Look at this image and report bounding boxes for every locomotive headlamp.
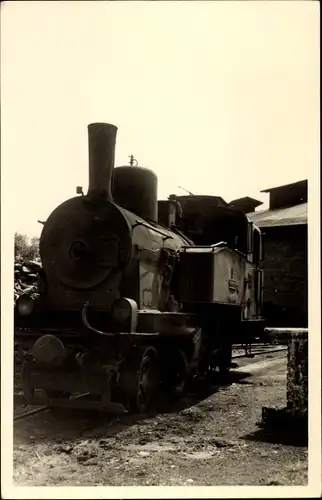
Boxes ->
[111,298,138,332]
[16,294,35,317]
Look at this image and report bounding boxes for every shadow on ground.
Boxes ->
[243,425,308,447]
[14,368,254,444]
[158,369,250,414]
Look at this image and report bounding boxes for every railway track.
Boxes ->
[13,392,92,423]
[231,343,287,359]
[14,343,287,424]
[14,405,49,423]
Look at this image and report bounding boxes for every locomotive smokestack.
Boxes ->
[87,122,117,199]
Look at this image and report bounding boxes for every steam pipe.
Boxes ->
[87,122,118,199]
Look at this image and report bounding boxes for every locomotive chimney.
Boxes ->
[87,122,117,199]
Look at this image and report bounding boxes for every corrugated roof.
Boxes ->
[247,202,307,228]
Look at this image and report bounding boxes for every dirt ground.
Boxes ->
[13,350,307,486]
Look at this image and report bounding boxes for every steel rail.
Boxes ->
[14,393,90,423]
[232,346,287,359]
[14,406,49,422]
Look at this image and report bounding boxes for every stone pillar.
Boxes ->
[261,327,308,440]
[286,329,308,417]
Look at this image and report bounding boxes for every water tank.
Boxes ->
[112,166,158,221]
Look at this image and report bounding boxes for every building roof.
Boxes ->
[230,196,263,207]
[229,196,263,213]
[261,179,307,194]
[176,195,229,207]
[247,202,307,228]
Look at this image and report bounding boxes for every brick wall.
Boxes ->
[262,225,308,327]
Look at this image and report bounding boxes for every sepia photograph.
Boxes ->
[1,0,320,498]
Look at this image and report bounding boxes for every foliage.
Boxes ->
[14,232,40,262]
[14,233,41,302]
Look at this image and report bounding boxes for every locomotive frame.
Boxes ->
[15,122,265,414]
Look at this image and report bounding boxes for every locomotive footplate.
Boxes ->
[19,361,126,413]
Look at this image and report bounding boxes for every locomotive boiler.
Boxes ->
[15,122,264,414]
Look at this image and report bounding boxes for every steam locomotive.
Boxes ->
[15,122,264,414]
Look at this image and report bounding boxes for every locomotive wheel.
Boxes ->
[199,341,232,382]
[218,342,232,375]
[206,343,232,380]
[130,346,160,413]
[167,348,189,396]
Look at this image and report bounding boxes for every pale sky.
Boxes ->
[1,0,320,238]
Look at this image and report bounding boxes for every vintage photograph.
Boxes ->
[1,0,320,496]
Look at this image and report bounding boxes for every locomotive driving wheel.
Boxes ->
[167,348,189,397]
[218,342,232,375]
[123,346,160,413]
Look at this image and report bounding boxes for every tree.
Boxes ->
[14,232,40,262]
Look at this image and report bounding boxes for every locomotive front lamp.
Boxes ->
[16,294,36,317]
[111,297,138,332]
